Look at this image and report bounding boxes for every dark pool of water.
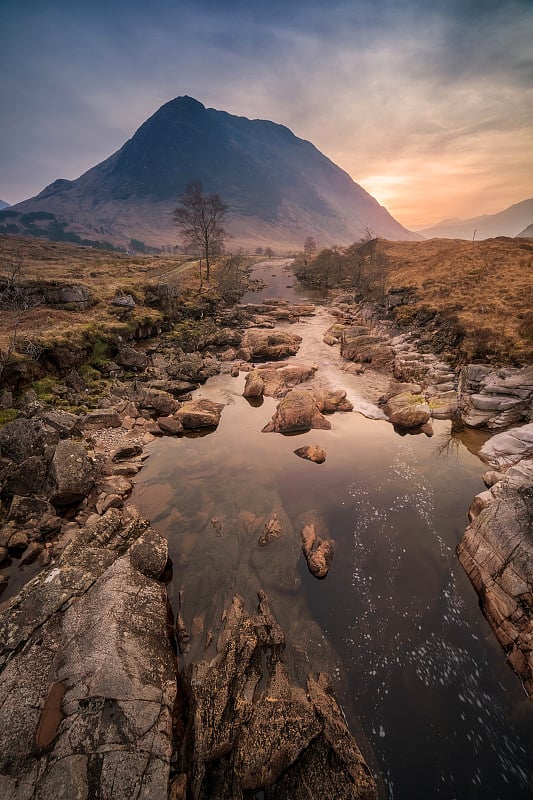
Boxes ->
[132,260,533,799]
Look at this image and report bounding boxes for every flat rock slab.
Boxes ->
[479,423,533,467]
[241,329,302,360]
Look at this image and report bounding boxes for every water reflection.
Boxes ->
[132,261,533,799]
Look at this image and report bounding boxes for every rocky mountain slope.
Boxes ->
[420,197,533,240]
[517,222,533,238]
[1,96,417,251]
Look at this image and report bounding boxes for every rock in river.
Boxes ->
[175,398,224,430]
[294,444,327,464]
[262,389,331,434]
[241,328,302,360]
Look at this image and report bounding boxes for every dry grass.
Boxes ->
[0,234,197,350]
[381,237,533,363]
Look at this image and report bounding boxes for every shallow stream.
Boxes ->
[133,260,533,799]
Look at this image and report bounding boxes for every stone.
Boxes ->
[157,415,185,435]
[243,371,265,398]
[112,294,136,309]
[313,388,353,413]
[175,399,224,430]
[294,445,326,464]
[101,476,132,497]
[49,440,95,507]
[81,409,123,429]
[0,514,176,799]
[178,592,377,799]
[257,513,283,547]
[7,495,54,524]
[300,519,335,579]
[479,423,533,468]
[136,388,179,417]
[115,344,149,370]
[383,392,431,429]
[96,493,123,515]
[262,390,331,434]
[7,529,29,554]
[41,409,80,437]
[19,541,44,566]
[457,475,533,698]
[240,328,302,360]
[0,456,50,502]
[0,418,59,464]
[112,443,143,461]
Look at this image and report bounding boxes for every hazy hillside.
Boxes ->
[420,198,533,240]
[517,222,533,238]
[0,200,10,211]
[1,96,418,251]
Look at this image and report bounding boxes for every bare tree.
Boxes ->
[173,180,228,283]
[303,236,317,264]
[0,259,42,382]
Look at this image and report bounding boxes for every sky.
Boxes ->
[1,0,532,229]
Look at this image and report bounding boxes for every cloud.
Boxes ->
[0,0,531,226]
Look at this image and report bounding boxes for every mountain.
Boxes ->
[0,96,417,250]
[420,198,533,241]
[0,200,10,210]
[516,222,533,238]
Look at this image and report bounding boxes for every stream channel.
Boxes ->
[132,259,533,799]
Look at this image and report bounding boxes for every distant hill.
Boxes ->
[0,96,418,251]
[420,198,533,240]
[517,222,533,238]
[0,200,10,211]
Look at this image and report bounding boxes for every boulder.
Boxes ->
[300,516,335,579]
[135,388,179,417]
[314,388,353,413]
[49,440,94,506]
[0,418,59,463]
[243,371,265,398]
[41,409,80,438]
[115,344,149,371]
[175,399,224,430]
[294,445,326,464]
[81,409,122,429]
[157,415,185,435]
[7,495,54,524]
[240,329,302,360]
[383,392,431,429]
[262,390,331,434]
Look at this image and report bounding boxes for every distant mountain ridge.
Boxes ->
[1,96,417,250]
[0,200,10,211]
[517,222,533,238]
[420,198,533,240]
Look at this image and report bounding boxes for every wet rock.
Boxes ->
[241,328,302,360]
[294,445,326,464]
[0,514,176,799]
[49,440,95,507]
[262,390,331,434]
[19,541,43,566]
[245,362,317,400]
[300,516,335,579]
[7,528,29,554]
[257,513,283,546]
[314,388,353,413]
[179,592,377,799]
[457,464,533,698]
[176,399,224,430]
[243,371,265,398]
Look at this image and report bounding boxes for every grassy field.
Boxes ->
[0,234,198,353]
[381,237,533,364]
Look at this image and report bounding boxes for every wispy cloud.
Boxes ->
[1,0,531,226]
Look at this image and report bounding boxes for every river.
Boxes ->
[132,259,533,799]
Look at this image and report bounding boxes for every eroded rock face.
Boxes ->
[479,423,533,468]
[457,462,533,698]
[241,329,302,361]
[178,592,377,800]
[262,390,331,434]
[0,514,176,800]
[458,364,533,429]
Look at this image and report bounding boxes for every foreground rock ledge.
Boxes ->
[176,592,378,800]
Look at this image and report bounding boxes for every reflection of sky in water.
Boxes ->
[133,261,533,800]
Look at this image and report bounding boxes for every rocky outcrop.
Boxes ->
[262,389,331,434]
[341,328,393,369]
[479,423,533,468]
[177,592,377,800]
[243,361,318,399]
[0,512,176,799]
[458,364,533,429]
[240,329,302,361]
[313,388,353,413]
[49,439,95,507]
[457,460,533,698]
